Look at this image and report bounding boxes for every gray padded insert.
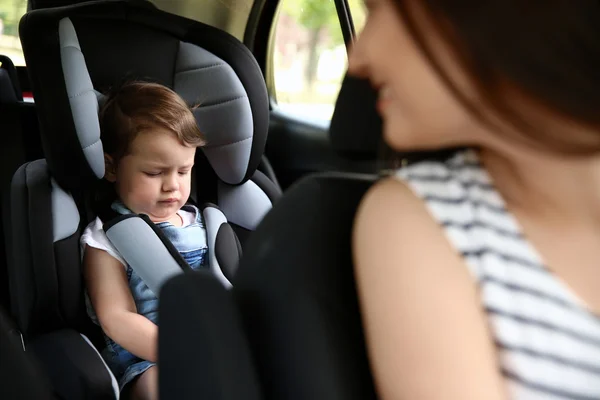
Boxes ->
[105,217,184,296]
[59,18,104,179]
[218,180,272,231]
[174,42,254,185]
[51,178,80,242]
[203,206,233,289]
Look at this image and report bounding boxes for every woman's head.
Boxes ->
[349,0,600,156]
[98,81,205,222]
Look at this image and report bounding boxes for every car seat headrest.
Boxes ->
[0,69,18,103]
[0,55,22,103]
[20,0,269,190]
[329,75,382,161]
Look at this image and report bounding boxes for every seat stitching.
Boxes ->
[204,136,251,149]
[197,96,247,108]
[61,44,81,51]
[81,138,101,150]
[176,64,226,74]
[68,87,95,99]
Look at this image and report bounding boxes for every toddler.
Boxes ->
[81,81,207,399]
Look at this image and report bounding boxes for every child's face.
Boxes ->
[106,128,196,223]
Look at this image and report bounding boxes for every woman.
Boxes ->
[351,0,600,398]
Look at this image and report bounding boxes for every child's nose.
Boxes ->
[162,174,179,192]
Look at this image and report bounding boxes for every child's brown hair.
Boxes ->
[99,80,206,163]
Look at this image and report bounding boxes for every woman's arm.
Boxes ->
[353,178,507,399]
[83,246,158,362]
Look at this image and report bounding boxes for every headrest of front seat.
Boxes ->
[19,0,269,191]
[0,55,21,103]
[329,75,382,161]
[0,69,17,104]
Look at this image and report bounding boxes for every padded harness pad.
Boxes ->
[103,205,236,294]
[104,215,188,297]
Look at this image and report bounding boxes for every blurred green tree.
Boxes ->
[281,0,364,90]
[0,0,27,37]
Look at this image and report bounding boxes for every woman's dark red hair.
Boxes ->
[393,0,600,154]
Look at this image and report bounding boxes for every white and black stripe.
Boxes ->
[395,150,600,399]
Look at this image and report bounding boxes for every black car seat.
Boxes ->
[159,271,263,400]
[5,0,278,398]
[0,55,42,311]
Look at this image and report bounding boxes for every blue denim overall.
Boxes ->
[100,201,208,391]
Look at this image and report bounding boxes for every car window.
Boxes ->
[0,0,27,66]
[271,0,365,124]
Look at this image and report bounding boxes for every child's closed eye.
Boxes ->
[143,171,161,177]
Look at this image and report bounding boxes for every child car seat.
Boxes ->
[5,0,277,397]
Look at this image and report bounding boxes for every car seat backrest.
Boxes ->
[8,160,86,336]
[159,271,263,400]
[21,0,274,221]
[234,173,378,400]
[10,0,275,335]
[0,57,25,310]
[0,55,42,312]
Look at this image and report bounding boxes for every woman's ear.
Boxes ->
[104,154,117,183]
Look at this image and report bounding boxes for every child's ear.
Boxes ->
[104,154,117,183]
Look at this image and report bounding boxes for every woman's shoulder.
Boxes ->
[355,177,439,249]
[356,149,502,281]
[353,174,478,285]
[353,175,507,400]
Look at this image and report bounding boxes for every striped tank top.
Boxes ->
[394,149,600,399]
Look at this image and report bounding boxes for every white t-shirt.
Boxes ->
[80,209,197,269]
